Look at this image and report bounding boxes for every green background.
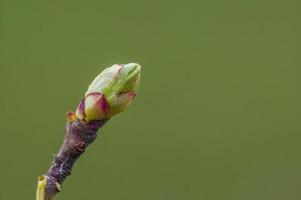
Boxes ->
[0,0,300,199]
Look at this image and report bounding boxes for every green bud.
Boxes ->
[75,63,141,121]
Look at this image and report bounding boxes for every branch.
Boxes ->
[36,63,141,200]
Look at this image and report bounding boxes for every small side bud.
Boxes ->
[75,63,141,121]
[66,111,77,123]
[36,175,47,200]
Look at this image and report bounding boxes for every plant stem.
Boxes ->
[36,118,108,200]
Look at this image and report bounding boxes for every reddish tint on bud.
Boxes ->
[75,63,141,121]
[75,93,109,121]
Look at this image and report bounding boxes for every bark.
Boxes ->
[43,119,108,200]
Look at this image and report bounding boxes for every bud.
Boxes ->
[75,63,141,121]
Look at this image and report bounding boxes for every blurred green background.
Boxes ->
[0,0,300,199]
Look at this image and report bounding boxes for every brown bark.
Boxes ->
[44,119,108,200]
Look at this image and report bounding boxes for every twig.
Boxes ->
[36,63,141,200]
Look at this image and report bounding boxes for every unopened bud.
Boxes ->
[75,63,141,121]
